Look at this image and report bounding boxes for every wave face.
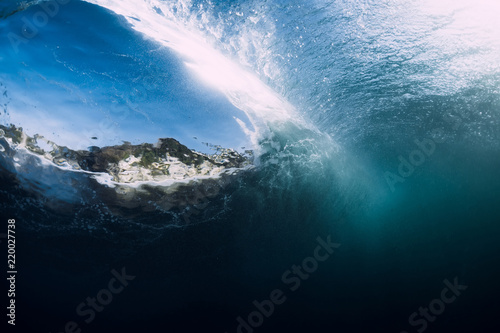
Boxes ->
[1,1,500,332]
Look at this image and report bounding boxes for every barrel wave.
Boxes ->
[1,1,499,332]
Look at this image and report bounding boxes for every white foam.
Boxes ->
[2,135,252,191]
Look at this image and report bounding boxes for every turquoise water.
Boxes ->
[1,0,500,332]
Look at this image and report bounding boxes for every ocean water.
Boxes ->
[1,0,500,332]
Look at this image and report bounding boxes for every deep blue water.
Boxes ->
[1,0,500,332]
